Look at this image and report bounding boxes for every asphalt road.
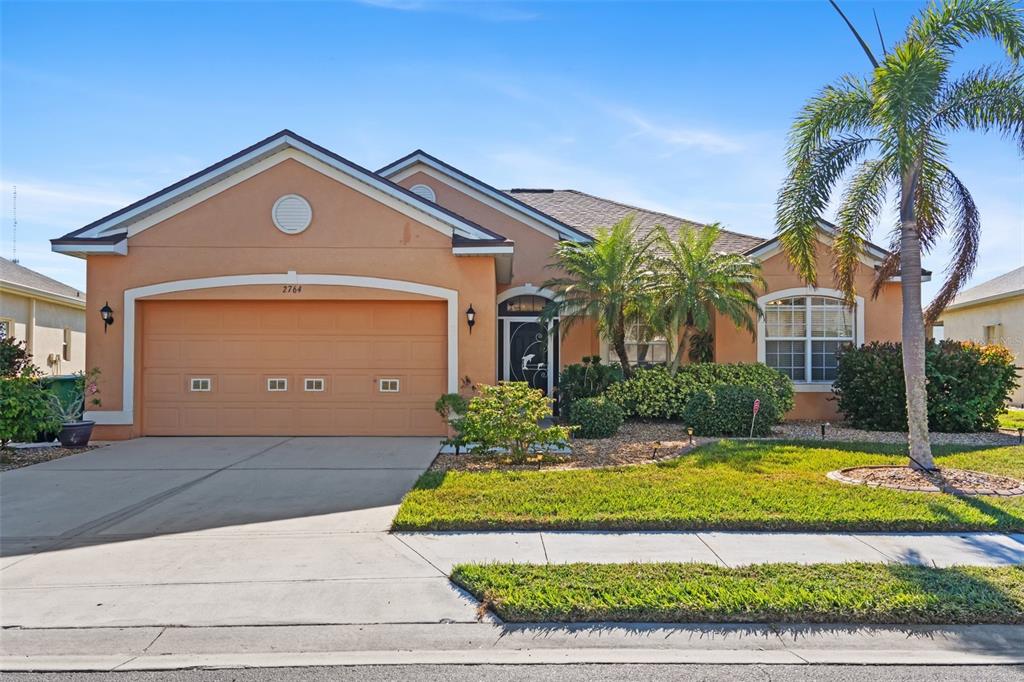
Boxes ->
[6,666,1024,681]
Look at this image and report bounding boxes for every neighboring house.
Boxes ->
[51,130,904,439]
[939,266,1024,406]
[0,256,86,374]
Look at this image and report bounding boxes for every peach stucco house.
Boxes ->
[51,130,904,439]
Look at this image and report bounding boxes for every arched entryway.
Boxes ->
[496,289,559,397]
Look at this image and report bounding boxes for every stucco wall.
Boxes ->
[84,157,497,438]
[941,296,1024,406]
[0,290,85,375]
[715,240,903,421]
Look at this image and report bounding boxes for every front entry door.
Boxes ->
[502,318,553,395]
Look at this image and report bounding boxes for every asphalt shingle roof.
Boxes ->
[505,189,766,253]
[0,257,85,301]
[948,266,1024,308]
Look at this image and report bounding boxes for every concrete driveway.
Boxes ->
[0,437,479,628]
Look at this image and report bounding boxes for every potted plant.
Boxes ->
[49,368,102,447]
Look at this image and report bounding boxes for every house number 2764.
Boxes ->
[282,285,303,294]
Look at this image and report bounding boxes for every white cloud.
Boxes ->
[0,180,131,229]
[609,107,746,155]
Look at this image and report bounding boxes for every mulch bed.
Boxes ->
[828,465,1024,496]
[0,445,97,471]
[429,421,708,473]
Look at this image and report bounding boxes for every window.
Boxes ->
[983,324,1002,344]
[764,296,855,382]
[498,295,548,315]
[267,378,288,392]
[603,320,669,365]
[0,318,12,339]
[379,378,400,393]
[304,377,325,392]
[190,377,212,392]
[62,327,71,361]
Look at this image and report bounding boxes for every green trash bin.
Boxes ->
[36,375,79,443]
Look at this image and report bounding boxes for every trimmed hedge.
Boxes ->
[569,396,624,439]
[604,363,794,425]
[834,341,1020,432]
[681,385,779,437]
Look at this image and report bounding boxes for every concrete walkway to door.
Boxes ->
[0,437,480,629]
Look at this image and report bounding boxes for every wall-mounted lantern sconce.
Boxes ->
[100,302,115,333]
[466,304,476,334]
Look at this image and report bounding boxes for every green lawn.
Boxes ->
[393,441,1024,532]
[452,562,1024,624]
[999,410,1024,431]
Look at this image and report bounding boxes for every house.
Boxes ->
[1,256,86,374]
[939,266,1024,406]
[51,130,903,439]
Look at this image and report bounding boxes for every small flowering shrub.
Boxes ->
[458,382,571,461]
[834,341,1020,432]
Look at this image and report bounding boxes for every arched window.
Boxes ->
[763,295,856,382]
[499,295,549,316]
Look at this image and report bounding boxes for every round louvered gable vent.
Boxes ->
[272,194,313,234]
[409,183,436,203]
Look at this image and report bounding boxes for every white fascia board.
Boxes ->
[71,137,495,243]
[0,282,87,309]
[51,240,128,259]
[452,245,514,255]
[944,289,1024,312]
[384,156,589,243]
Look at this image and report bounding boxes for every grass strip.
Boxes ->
[394,441,1024,532]
[452,562,1024,624]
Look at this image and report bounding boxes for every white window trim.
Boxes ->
[757,287,864,393]
[86,272,459,425]
[304,377,325,392]
[379,378,401,393]
[190,377,212,392]
[267,378,288,392]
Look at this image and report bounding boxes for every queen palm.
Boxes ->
[776,0,1024,469]
[651,224,765,374]
[542,216,655,379]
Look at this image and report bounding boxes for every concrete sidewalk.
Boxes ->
[3,623,1023,671]
[394,531,1024,571]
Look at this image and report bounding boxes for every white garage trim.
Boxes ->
[85,273,459,425]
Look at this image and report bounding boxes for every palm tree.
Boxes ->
[776,0,1024,470]
[650,224,765,374]
[542,216,655,379]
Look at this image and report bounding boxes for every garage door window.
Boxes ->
[190,377,212,392]
[267,378,288,392]
[379,378,400,393]
[304,378,325,392]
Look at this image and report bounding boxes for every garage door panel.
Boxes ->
[142,300,446,436]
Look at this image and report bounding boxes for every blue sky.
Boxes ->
[2,0,1021,298]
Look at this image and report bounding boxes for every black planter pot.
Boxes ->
[57,420,95,448]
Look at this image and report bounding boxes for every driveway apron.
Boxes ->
[0,437,479,628]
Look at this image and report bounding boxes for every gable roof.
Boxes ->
[0,257,86,307]
[377,150,594,243]
[52,130,509,257]
[945,266,1024,311]
[507,189,766,254]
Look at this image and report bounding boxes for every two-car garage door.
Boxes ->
[140,300,447,436]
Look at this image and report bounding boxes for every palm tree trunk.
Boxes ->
[612,316,632,379]
[899,170,935,470]
[669,326,690,376]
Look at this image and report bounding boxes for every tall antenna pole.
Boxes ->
[11,185,17,264]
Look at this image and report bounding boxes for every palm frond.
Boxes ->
[924,168,980,323]
[908,0,1024,61]
[933,66,1024,152]
[833,157,895,301]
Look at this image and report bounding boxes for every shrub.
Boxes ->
[605,363,794,422]
[569,396,624,439]
[1,377,62,447]
[834,340,1020,432]
[0,337,35,378]
[681,384,779,437]
[458,382,572,460]
[556,355,622,414]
